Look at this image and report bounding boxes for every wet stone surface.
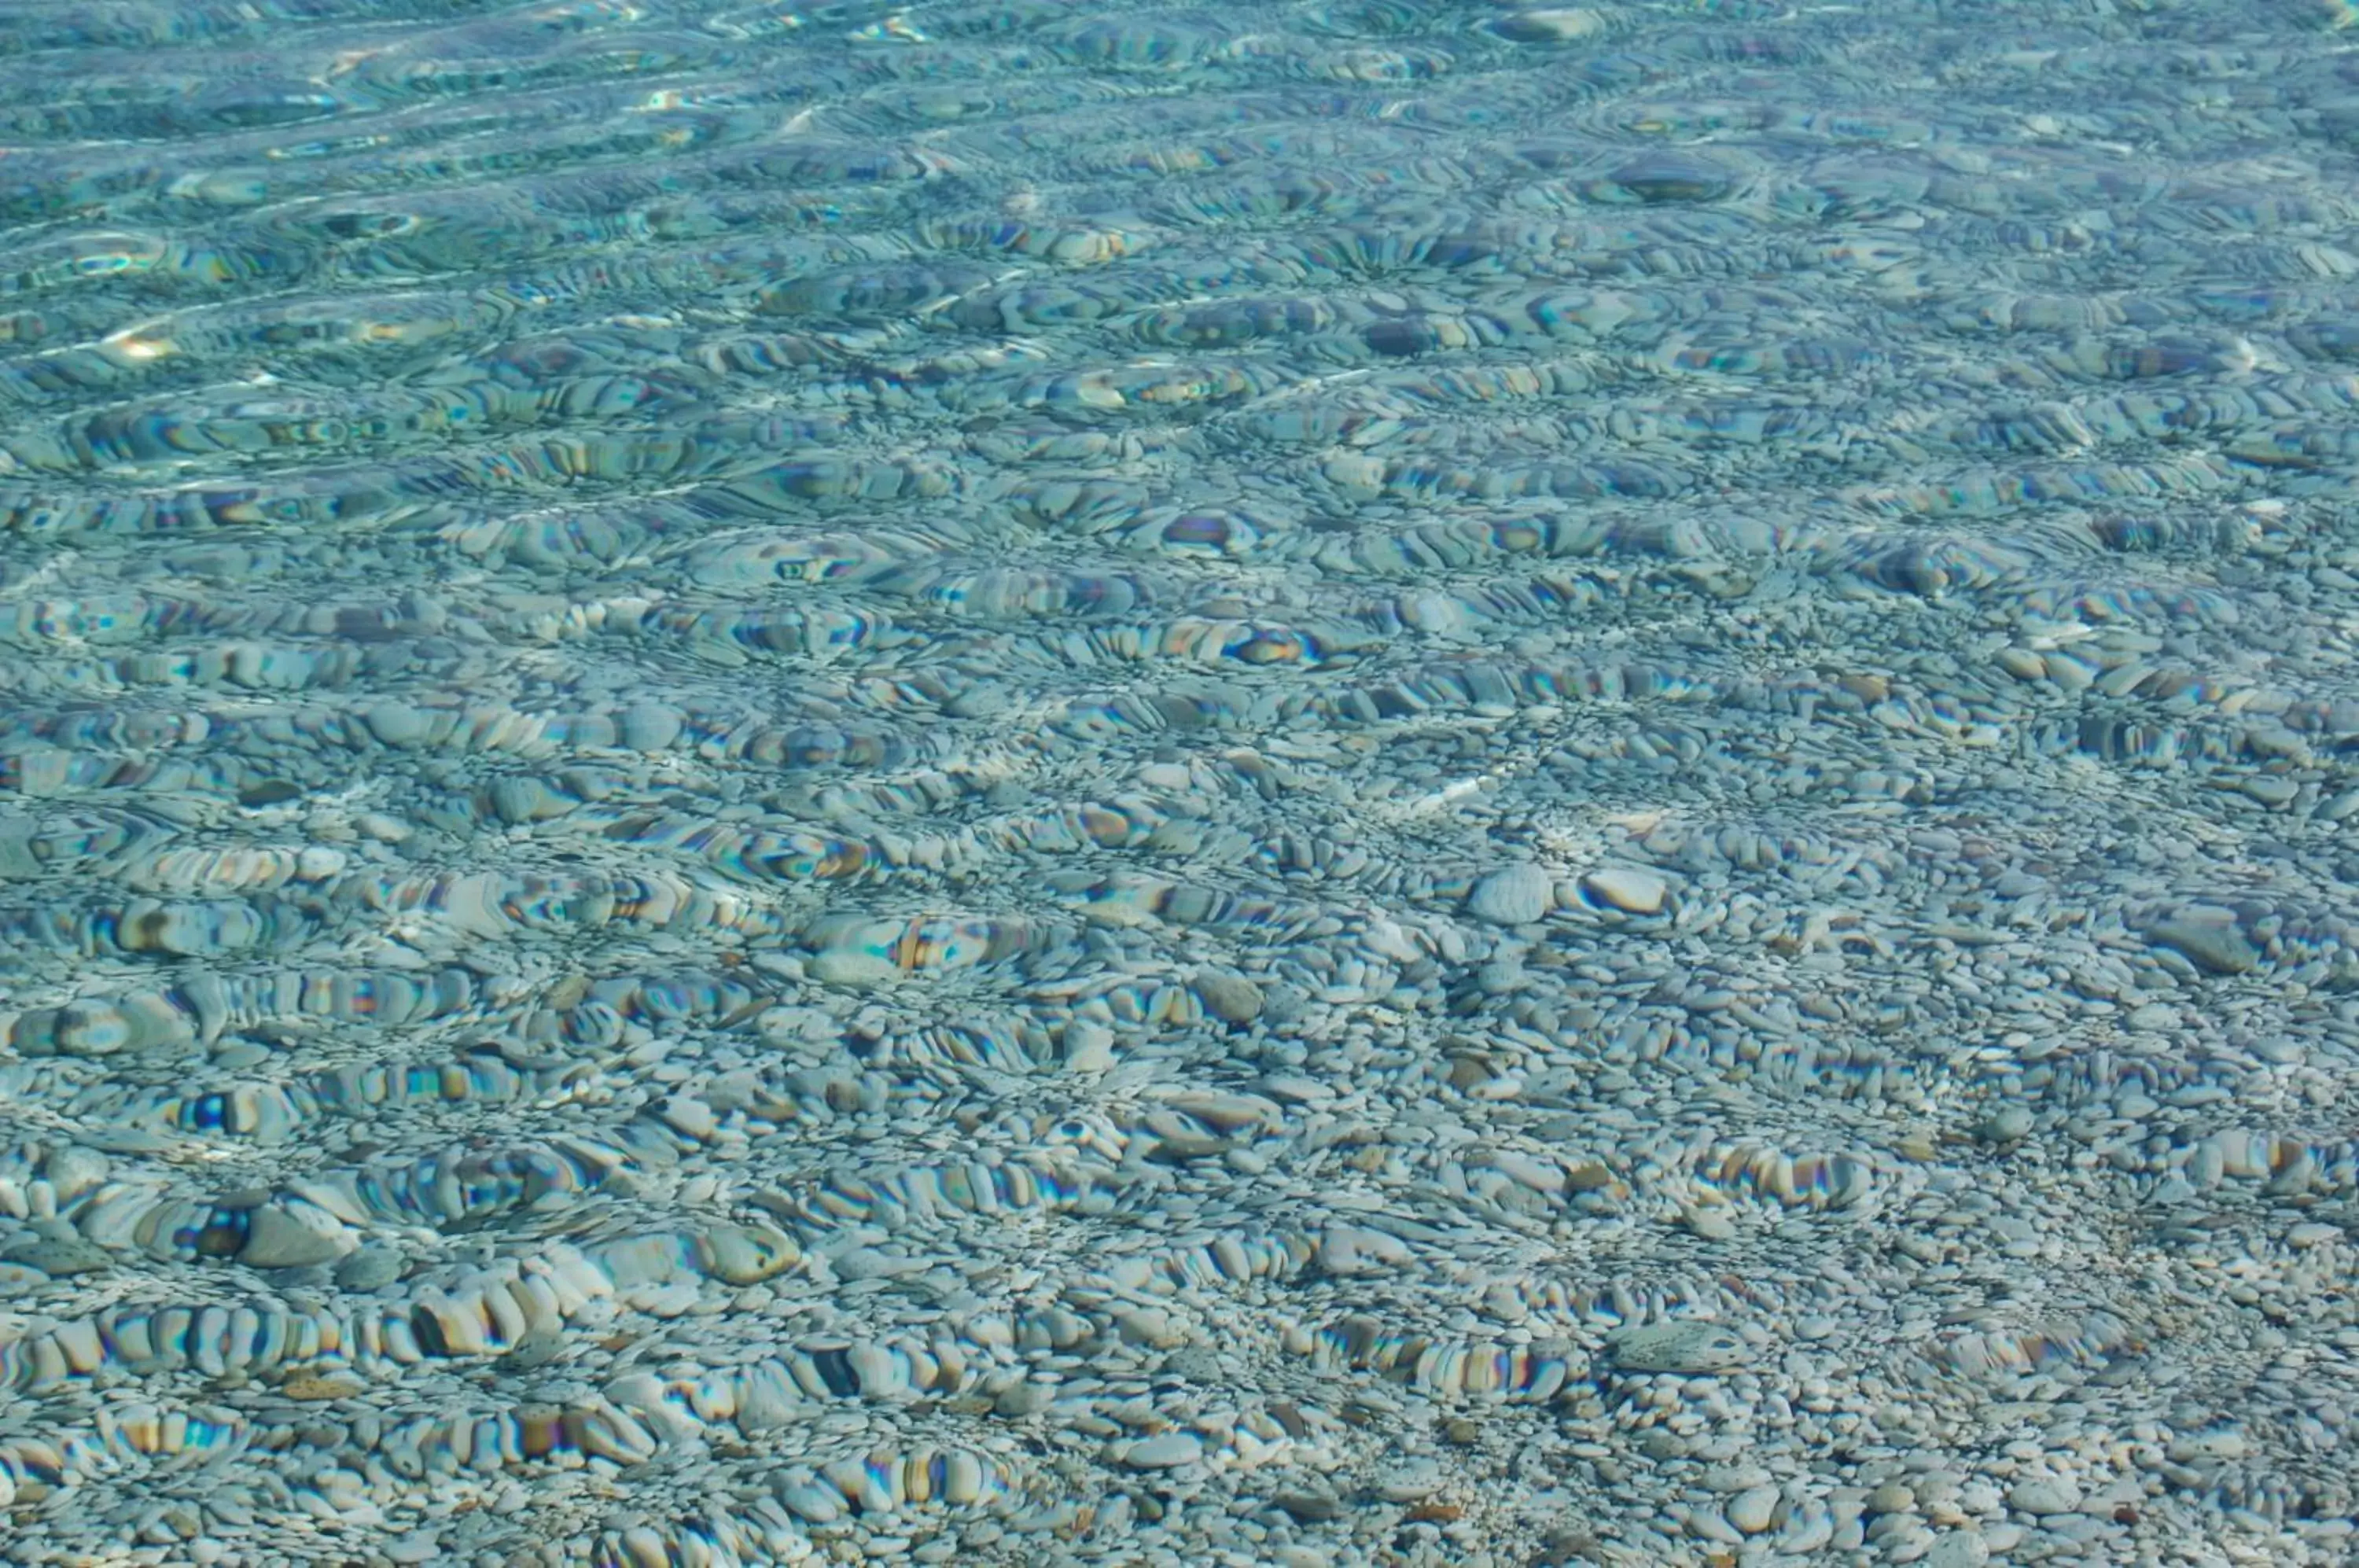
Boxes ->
[2,0,2359,1565]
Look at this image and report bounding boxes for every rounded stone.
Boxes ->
[1121,1432,1202,1470]
[333,1245,406,1292]
[1193,969,1264,1026]
[362,700,433,748]
[1579,866,1669,915]
[2144,908,2258,975]
[1375,1459,1444,1502]
[1064,1021,1117,1073]
[696,1222,800,1284]
[619,702,684,753]
[2,1237,111,1278]
[1920,1533,1991,1568]
[2006,1478,2081,1516]
[1973,1105,2033,1144]
[1492,6,1606,42]
[1468,863,1554,926]
[1605,1321,1749,1375]
[237,1204,352,1269]
[1728,1484,1780,1534]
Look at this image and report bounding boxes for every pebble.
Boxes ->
[1869,1482,1917,1514]
[1727,1484,1780,1533]
[1064,1021,1117,1072]
[2144,907,2260,975]
[1121,1433,1203,1470]
[2,1237,112,1277]
[1467,863,1555,926]
[1972,1105,2033,1144]
[1376,1459,1445,1502]
[333,1246,406,1291]
[2006,1478,2081,1516]
[1919,1531,1991,1568]
[1193,969,1265,1026]
[1605,1322,1750,1375]
[1579,867,1669,915]
[1492,6,1606,41]
[237,1204,352,1269]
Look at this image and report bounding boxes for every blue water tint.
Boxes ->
[2,0,2359,1560]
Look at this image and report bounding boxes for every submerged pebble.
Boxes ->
[1469,864,1555,926]
[0,2,2354,1565]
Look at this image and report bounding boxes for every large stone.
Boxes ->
[1469,863,1555,926]
[1606,1321,1750,1375]
[2145,907,2258,975]
[1193,969,1264,1026]
[1492,6,1606,42]
[239,1202,353,1269]
[2005,1477,2081,1516]
[333,1245,406,1291]
[1921,1533,1991,1568]
[1580,866,1669,915]
[696,1222,800,1285]
[1121,1432,1203,1470]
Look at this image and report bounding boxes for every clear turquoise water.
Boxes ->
[5,0,2359,1562]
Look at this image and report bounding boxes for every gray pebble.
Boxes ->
[333,1246,407,1292]
[2145,908,2258,975]
[2,1236,112,1278]
[1727,1484,1780,1534]
[1121,1432,1203,1469]
[1920,1533,1991,1568]
[1468,863,1554,925]
[237,1205,351,1270]
[1973,1105,2033,1144]
[2006,1478,2081,1516]
[1606,1321,1750,1375]
[1193,969,1264,1026]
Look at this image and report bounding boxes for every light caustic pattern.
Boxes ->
[4,0,2359,1563]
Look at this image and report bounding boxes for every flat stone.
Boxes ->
[1580,866,1669,915]
[362,700,433,748]
[0,1261,52,1295]
[2006,1478,2081,1516]
[1375,1459,1444,1502]
[2144,907,2258,975]
[618,702,683,752]
[1121,1432,1202,1470]
[1606,1321,1750,1375]
[1276,1491,1345,1522]
[1468,863,1554,925]
[808,949,903,988]
[696,1222,800,1284]
[1193,969,1264,1026]
[1492,6,1606,42]
[333,1246,406,1292]
[1064,1021,1117,1073]
[2,1237,111,1278]
[1920,1530,1991,1568]
[1702,1465,1772,1493]
[1318,1224,1412,1275]
[1974,1104,2033,1144]
[237,1204,351,1269]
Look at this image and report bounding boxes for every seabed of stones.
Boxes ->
[4,0,2359,1565]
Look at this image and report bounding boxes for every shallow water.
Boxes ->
[3,0,2359,1562]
